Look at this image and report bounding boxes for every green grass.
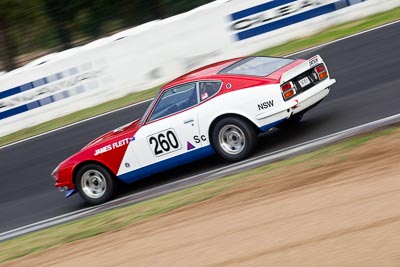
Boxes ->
[1,8,399,147]
[0,126,397,263]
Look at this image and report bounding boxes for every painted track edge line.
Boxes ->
[1,20,399,150]
[1,112,400,242]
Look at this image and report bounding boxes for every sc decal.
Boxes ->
[193,135,207,144]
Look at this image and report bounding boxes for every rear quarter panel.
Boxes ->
[196,83,290,146]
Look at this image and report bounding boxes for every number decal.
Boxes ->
[149,136,162,155]
[167,130,179,148]
[147,129,181,156]
[159,133,170,151]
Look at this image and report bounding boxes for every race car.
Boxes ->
[52,55,336,205]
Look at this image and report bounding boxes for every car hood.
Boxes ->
[82,119,141,150]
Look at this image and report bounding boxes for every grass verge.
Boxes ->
[1,8,399,147]
[0,125,398,263]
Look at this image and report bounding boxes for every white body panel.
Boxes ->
[116,55,336,181]
[118,108,201,176]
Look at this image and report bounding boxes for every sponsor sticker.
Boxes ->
[187,142,196,150]
[309,56,319,67]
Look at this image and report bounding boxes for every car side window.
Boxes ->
[199,81,221,101]
[148,83,198,122]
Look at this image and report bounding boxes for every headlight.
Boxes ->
[51,165,60,180]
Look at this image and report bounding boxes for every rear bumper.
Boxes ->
[255,78,335,131]
[289,78,335,115]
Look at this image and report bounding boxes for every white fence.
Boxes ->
[0,0,399,137]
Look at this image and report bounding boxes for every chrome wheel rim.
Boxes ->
[81,170,107,199]
[218,124,245,155]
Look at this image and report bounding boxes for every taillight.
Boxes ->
[314,64,328,80]
[281,81,296,100]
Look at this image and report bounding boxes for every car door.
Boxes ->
[132,82,202,172]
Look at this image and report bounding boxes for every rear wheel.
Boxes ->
[211,117,257,162]
[75,164,116,205]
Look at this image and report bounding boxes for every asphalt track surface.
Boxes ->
[1,22,399,234]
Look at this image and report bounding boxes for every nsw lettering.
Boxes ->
[258,100,274,110]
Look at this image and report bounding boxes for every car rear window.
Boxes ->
[219,56,295,77]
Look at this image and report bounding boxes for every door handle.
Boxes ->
[184,119,194,124]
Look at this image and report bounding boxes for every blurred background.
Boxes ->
[0,0,215,72]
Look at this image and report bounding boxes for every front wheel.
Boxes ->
[211,117,257,162]
[75,164,116,205]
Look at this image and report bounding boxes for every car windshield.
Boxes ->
[141,83,198,123]
[219,56,295,77]
[140,92,160,124]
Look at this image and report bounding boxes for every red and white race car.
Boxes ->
[52,55,336,204]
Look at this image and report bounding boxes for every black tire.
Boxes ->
[211,117,257,162]
[75,164,116,205]
[277,113,303,130]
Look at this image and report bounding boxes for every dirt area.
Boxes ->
[4,129,400,266]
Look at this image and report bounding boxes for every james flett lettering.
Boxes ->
[94,138,130,156]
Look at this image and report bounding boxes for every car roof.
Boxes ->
[162,57,244,90]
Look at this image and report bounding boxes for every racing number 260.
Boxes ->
[148,129,181,156]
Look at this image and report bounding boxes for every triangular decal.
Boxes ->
[187,141,195,150]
